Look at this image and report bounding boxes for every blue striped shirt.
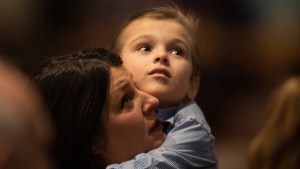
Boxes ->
[107,101,218,169]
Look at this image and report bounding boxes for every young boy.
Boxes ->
[108,3,218,169]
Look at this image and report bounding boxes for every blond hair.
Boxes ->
[111,3,202,79]
[248,77,300,169]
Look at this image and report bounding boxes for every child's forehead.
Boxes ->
[123,18,191,41]
[130,17,180,27]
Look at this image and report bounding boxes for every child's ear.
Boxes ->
[187,76,200,100]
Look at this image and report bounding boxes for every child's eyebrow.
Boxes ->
[129,34,153,44]
[169,38,190,50]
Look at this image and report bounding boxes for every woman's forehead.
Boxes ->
[110,67,132,91]
[111,66,131,79]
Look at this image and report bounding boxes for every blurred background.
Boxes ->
[0,0,299,168]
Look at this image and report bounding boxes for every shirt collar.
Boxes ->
[158,106,179,122]
[157,100,196,122]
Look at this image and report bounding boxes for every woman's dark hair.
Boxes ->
[32,48,122,169]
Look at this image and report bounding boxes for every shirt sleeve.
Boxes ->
[106,113,218,169]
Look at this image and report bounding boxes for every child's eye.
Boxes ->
[138,45,151,52]
[170,48,184,56]
[120,93,133,108]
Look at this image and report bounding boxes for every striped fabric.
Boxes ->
[107,101,218,169]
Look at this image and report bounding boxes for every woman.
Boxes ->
[32,48,166,169]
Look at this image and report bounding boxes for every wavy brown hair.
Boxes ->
[248,76,300,169]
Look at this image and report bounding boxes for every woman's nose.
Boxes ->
[142,91,159,116]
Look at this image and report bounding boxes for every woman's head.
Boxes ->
[103,66,165,164]
[249,76,300,169]
[33,48,165,168]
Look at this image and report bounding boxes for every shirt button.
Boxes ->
[158,147,164,151]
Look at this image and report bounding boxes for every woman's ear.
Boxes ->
[187,76,200,100]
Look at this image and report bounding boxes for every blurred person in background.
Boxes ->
[0,59,54,169]
[248,76,300,169]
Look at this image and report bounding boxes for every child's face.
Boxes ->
[104,66,165,164]
[119,18,198,108]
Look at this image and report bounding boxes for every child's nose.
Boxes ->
[154,57,168,64]
[153,50,169,65]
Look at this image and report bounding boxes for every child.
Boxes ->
[108,3,218,169]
